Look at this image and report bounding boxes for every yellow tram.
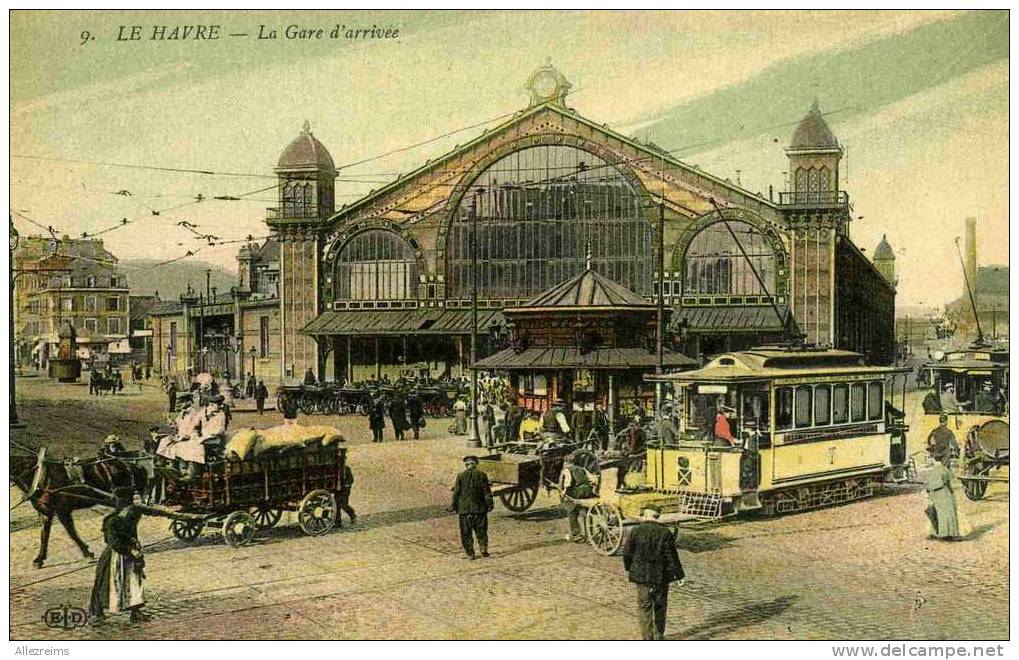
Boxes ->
[583,347,911,554]
[919,342,1009,500]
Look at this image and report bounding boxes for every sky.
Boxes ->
[8,9,1009,309]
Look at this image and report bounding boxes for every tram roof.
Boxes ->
[923,343,1009,372]
[655,348,909,382]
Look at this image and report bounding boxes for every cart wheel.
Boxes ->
[276,391,287,412]
[298,489,337,536]
[299,395,317,415]
[222,511,256,548]
[586,502,624,556]
[170,519,204,543]
[963,468,988,501]
[319,396,336,416]
[499,484,539,512]
[249,505,283,530]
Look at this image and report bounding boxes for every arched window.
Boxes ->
[447,145,652,300]
[683,220,775,296]
[332,230,418,301]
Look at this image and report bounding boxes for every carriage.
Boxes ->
[276,382,342,415]
[157,436,347,547]
[478,440,597,512]
[569,346,913,555]
[920,342,1009,500]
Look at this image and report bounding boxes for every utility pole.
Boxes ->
[469,190,481,447]
[9,219,19,426]
[655,199,665,421]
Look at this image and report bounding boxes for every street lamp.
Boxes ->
[249,346,257,382]
[10,219,20,425]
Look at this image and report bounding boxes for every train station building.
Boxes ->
[151,64,896,386]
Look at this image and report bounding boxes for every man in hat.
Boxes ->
[542,400,571,437]
[388,392,410,441]
[974,381,999,414]
[559,454,597,541]
[622,505,685,640]
[714,398,737,446]
[254,379,268,415]
[368,395,386,442]
[90,488,149,624]
[927,414,959,465]
[451,455,494,559]
[99,434,128,459]
[941,383,966,413]
[407,391,425,440]
[166,380,178,413]
[655,404,679,445]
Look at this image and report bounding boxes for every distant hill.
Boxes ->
[123,259,237,299]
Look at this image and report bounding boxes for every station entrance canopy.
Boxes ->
[300,308,505,336]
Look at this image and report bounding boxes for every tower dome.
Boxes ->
[873,234,895,261]
[277,120,335,172]
[789,100,840,152]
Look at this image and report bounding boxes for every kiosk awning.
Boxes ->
[474,347,696,370]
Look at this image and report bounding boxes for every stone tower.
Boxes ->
[268,121,337,379]
[786,100,843,202]
[873,234,896,287]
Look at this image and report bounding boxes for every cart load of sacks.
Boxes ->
[224,425,346,461]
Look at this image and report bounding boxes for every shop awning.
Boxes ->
[671,305,790,334]
[300,308,505,336]
[474,347,696,370]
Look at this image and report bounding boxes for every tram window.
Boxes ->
[814,385,831,426]
[740,389,770,432]
[776,387,793,430]
[794,386,813,428]
[867,382,883,421]
[850,383,867,422]
[832,384,849,424]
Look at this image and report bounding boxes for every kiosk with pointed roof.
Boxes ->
[476,253,696,430]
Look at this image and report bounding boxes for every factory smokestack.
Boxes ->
[965,217,978,298]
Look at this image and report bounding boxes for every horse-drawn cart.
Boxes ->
[959,419,1009,501]
[479,441,600,513]
[158,437,347,547]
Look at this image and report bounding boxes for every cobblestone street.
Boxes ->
[9,377,1009,640]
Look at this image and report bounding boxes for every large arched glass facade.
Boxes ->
[446,145,653,300]
[331,230,418,301]
[683,221,775,296]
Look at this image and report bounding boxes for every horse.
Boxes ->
[10,442,149,569]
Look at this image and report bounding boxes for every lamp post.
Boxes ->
[10,220,20,426]
[468,188,482,448]
[249,346,257,382]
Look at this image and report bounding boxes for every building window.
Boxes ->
[108,317,121,334]
[332,230,419,301]
[283,181,314,218]
[86,276,96,287]
[85,296,97,312]
[447,145,652,300]
[85,318,98,333]
[259,316,269,357]
[107,296,121,311]
[110,275,119,288]
[61,297,74,312]
[683,220,775,296]
[169,322,178,353]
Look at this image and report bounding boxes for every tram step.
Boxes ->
[739,491,762,510]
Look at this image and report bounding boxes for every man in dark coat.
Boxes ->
[451,456,494,559]
[369,396,386,442]
[167,381,178,413]
[246,373,257,399]
[407,392,425,440]
[90,489,149,624]
[336,462,357,525]
[303,368,317,385]
[388,393,410,441]
[623,506,685,640]
[927,414,960,463]
[505,401,524,444]
[254,380,268,415]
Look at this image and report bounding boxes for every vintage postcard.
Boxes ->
[8,8,1010,648]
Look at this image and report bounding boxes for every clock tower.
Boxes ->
[526,61,572,107]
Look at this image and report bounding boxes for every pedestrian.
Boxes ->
[479,399,495,447]
[505,400,523,444]
[304,367,317,385]
[559,454,597,542]
[246,373,257,399]
[542,400,571,437]
[337,461,357,525]
[89,489,150,625]
[254,379,268,415]
[407,391,425,440]
[389,392,410,441]
[167,381,178,413]
[451,455,494,559]
[453,397,468,435]
[925,453,961,541]
[622,505,685,640]
[592,403,610,450]
[926,414,959,464]
[280,390,300,425]
[144,365,150,381]
[369,396,386,442]
[114,370,124,394]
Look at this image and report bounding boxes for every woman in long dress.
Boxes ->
[90,490,149,623]
[925,456,961,540]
